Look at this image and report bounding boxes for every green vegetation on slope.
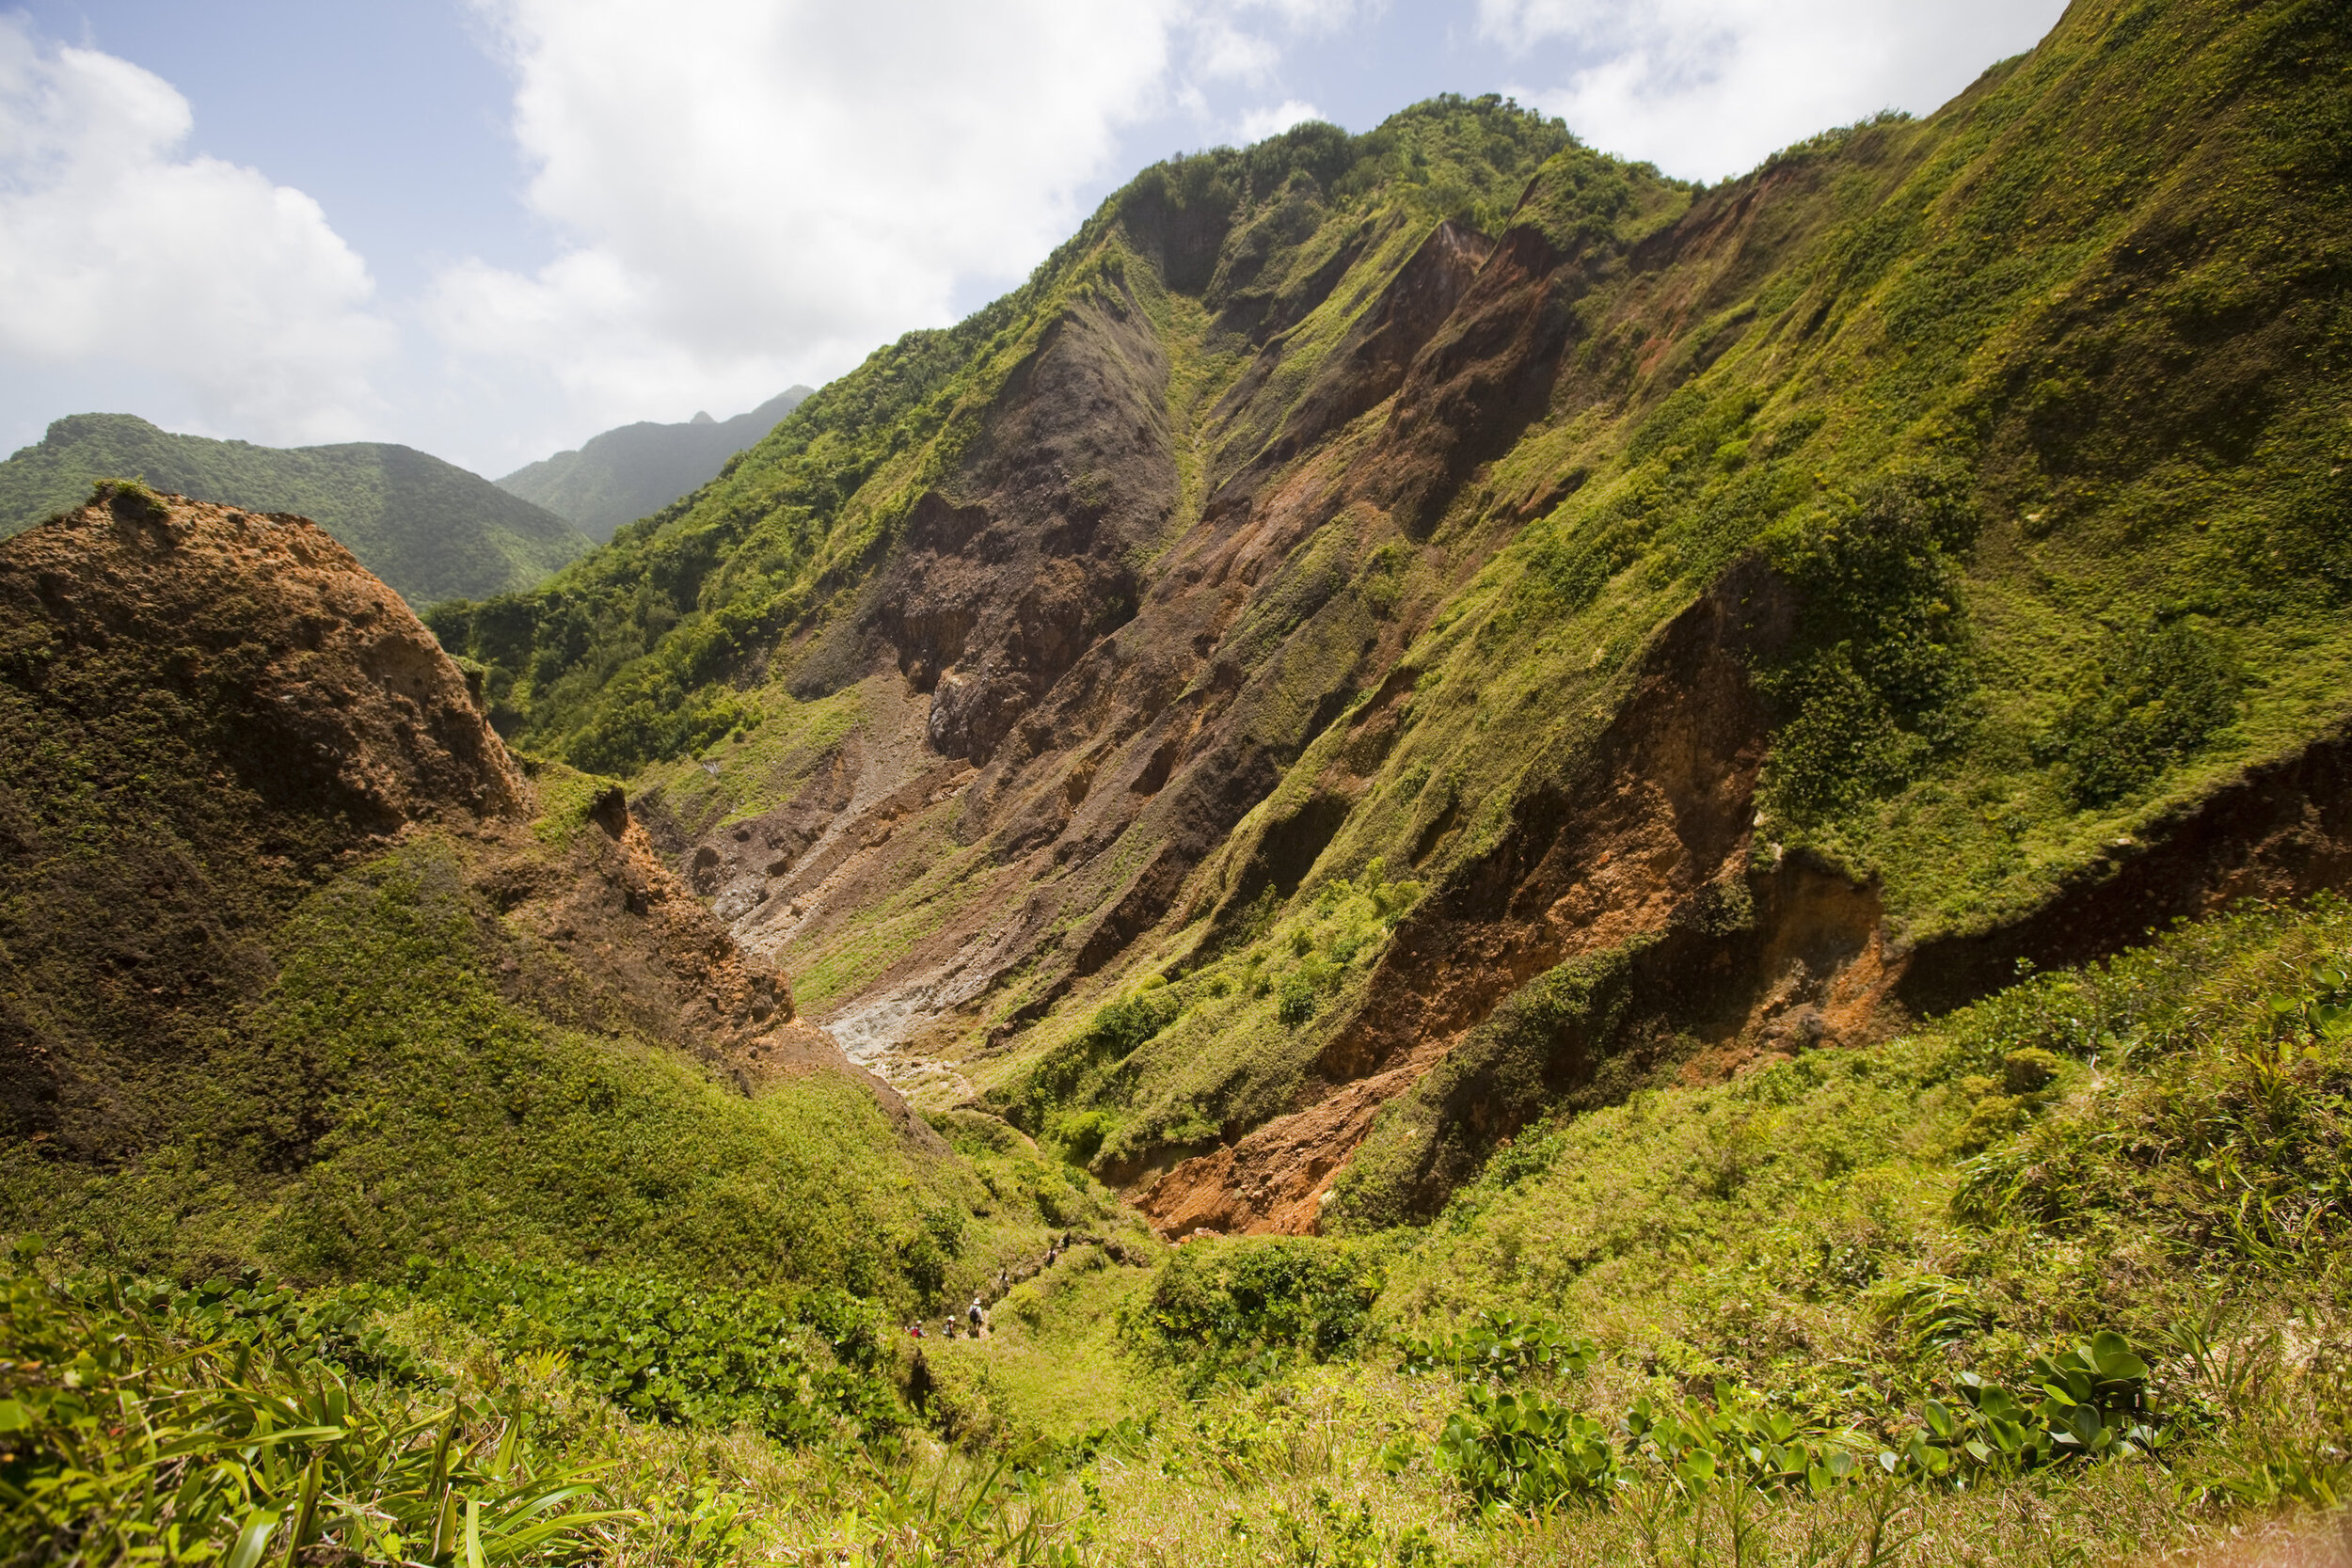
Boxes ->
[426,96,1582,770]
[973,0,2352,1189]
[0,814,1104,1315]
[1332,0,2352,940]
[497,387,814,542]
[8,839,924,1288]
[11,895,2349,1562]
[0,414,590,605]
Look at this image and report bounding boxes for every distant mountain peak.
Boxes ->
[496,387,815,541]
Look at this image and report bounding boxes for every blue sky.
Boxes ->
[0,0,2067,477]
[13,1,540,297]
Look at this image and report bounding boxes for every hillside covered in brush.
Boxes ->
[0,413,592,606]
[498,387,816,542]
[0,485,1097,1307]
[431,0,2352,1235]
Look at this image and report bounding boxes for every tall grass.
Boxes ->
[0,1243,618,1564]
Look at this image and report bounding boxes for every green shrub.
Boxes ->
[416,1258,900,1444]
[1422,1331,2161,1516]
[995,985,1183,1135]
[1044,1109,1114,1164]
[1438,1386,1625,1510]
[1915,1334,2162,1477]
[1277,967,1323,1025]
[87,476,168,521]
[1395,1309,1597,1380]
[1757,467,1980,821]
[2043,617,2242,804]
[1127,1238,1387,1394]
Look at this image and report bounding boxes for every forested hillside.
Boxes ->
[0,413,591,605]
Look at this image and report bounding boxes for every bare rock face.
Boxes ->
[860,290,1176,767]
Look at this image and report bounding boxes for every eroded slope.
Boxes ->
[430,0,2352,1235]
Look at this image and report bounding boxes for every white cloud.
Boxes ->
[1190,18,1284,85]
[1478,0,2067,181]
[423,0,1402,468]
[430,0,1194,461]
[1235,99,1327,142]
[1190,0,1375,83]
[1233,0,1380,31]
[0,18,393,445]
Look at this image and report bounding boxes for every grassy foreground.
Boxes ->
[7,895,2349,1564]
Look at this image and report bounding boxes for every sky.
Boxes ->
[0,0,2069,479]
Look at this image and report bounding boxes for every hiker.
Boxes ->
[967,1295,985,1335]
[908,1321,922,1339]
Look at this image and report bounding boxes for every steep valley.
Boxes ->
[437,0,2352,1238]
[6,0,2352,1560]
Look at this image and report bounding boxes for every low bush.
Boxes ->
[416,1258,900,1445]
[2043,617,2242,805]
[1422,1329,2162,1516]
[1394,1309,1597,1381]
[996,986,1183,1136]
[1128,1238,1388,1394]
[1756,466,1981,822]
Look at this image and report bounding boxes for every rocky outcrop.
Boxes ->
[0,485,524,833]
[862,288,1175,766]
[0,488,905,1159]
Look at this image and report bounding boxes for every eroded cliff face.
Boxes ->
[1135,573,2352,1238]
[0,489,908,1165]
[461,0,2352,1237]
[636,201,1544,1069]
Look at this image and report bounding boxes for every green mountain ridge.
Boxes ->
[429,0,2352,1234]
[6,0,2352,1560]
[497,387,816,542]
[0,412,593,606]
